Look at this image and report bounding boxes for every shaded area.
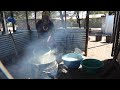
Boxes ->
[1,58,120,79]
[58,59,120,79]
[89,40,98,42]
[100,42,112,43]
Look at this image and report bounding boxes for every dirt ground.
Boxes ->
[87,35,113,61]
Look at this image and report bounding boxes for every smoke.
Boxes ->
[5,27,83,79]
[24,29,72,79]
[17,34,58,79]
[6,29,69,79]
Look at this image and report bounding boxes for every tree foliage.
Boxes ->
[89,11,109,14]
[3,11,110,20]
[4,11,35,20]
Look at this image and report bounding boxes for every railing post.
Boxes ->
[85,11,89,56]
[10,11,16,33]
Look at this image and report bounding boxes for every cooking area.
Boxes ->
[1,11,120,79]
[1,28,86,79]
[0,29,118,79]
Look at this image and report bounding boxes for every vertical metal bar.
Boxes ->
[77,11,81,28]
[113,43,120,61]
[10,11,15,32]
[35,11,37,28]
[26,11,31,40]
[35,11,39,38]
[113,11,120,57]
[25,11,31,31]
[0,11,5,34]
[85,11,89,56]
[111,11,118,56]
[65,11,66,29]
[59,11,65,28]
[112,11,120,56]
[3,11,8,34]
[9,29,18,57]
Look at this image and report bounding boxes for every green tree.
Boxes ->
[89,11,109,15]
[4,11,35,20]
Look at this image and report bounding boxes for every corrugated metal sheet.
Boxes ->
[29,29,86,53]
[0,28,86,58]
[30,30,38,40]
[54,28,86,53]
[0,30,30,58]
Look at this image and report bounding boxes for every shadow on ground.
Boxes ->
[88,43,109,49]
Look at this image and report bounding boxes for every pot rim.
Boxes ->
[81,59,104,69]
[62,53,84,61]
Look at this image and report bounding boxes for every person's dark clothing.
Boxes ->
[36,19,55,49]
[36,20,54,34]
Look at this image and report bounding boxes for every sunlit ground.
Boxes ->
[87,35,113,61]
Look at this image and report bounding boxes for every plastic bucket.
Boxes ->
[81,59,104,74]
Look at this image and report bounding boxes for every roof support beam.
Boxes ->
[10,11,15,32]
[85,11,89,56]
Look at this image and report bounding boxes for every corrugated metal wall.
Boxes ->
[54,28,86,53]
[0,28,86,59]
[30,30,38,40]
[29,28,86,54]
[0,30,30,58]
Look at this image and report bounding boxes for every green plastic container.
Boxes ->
[81,59,104,74]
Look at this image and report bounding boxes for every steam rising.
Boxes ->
[6,28,84,79]
[0,12,86,79]
[23,32,58,79]
[24,29,71,79]
[7,29,68,79]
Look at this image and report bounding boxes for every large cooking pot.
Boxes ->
[29,49,58,79]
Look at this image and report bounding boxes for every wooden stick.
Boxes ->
[9,29,18,57]
[0,61,14,79]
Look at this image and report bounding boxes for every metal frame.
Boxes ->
[111,11,120,57]
[25,11,31,31]
[65,11,66,29]
[0,11,5,34]
[0,11,89,56]
[76,11,81,28]
[63,11,89,56]
[85,11,89,56]
[111,11,118,56]
[10,11,15,32]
